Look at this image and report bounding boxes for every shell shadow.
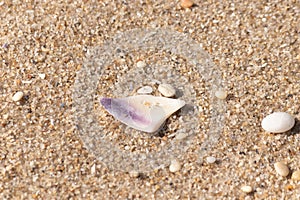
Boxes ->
[151,104,195,138]
[175,89,184,98]
[180,103,195,116]
[287,117,300,136]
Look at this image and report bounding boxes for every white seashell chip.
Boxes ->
[241,185,252,193]
[137,86,153,94]
[261,112,295,133]
[169,160,181,172]
[158,84,176,97]
[215,90,227,100]
[12,91,24,102]
[100,95,185,133]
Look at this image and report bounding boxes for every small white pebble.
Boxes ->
[274,162,290,177]
[241,185,253,193]
[206,156,216,164]
[158,83,176,97]
[3,114,9,120]
[50,119,55,126]
[215,90,227,100]
[169,160,181,173]
[38,73,46,79]
[91,163,96,174]
[136,60,146,68]
[124,145,130,150]
[137,86,153,94]
[22,80,32,84]
[261,112,295,133]
[29,161,35,168]
[291,170,300,181]
[40,143,45,150]
[12,91,24,102]
[129,170,140,178]
[32,174,39,182]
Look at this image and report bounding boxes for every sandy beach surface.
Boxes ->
[1,0,299,199]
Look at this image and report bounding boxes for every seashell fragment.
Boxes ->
[169,159,181,172]
[241,185,253,193]
[137,86,153,94]
[291,170,300,181]
[38,73,46,79]
[215,90,227,100]
[136,60,146,68]
[12,91,24,102]
[261,112,295,133]
[100,95,185,133]
[158,83,176,97]
[206,156,216,164]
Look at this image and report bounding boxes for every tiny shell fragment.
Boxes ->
[136,60,146,68]
[215,90,227,100]
[261,112,295,133]
[158,83,176,97]
[169,160,181,172]
[206,156,216,164]
[91,163,96,174]
[137,86,153,94]
[241,185,252,193]
[291,170,300,181]
[3,114,9,120]
[38,73,46,79]
[12,91,24,102]
[274,162,290,177]
[129,170,140,178]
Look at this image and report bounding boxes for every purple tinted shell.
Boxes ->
[100,98,112,110]
[100,97,150,125]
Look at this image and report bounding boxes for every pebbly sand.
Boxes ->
[1,0,300,199]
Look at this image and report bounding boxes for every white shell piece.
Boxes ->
[38,73,46,79]
[100,95,185,133]
[291,170,300,180]
[136,60,146,68]
[241,185,253,193]
[215,90,227,99]
[137,86,153,94]
[158,84,176,97]
[261,112,295,133]
[206,156,216,164]
[169,160,181,172]
[12,91,24,102]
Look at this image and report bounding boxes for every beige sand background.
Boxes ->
[1,0,300,199]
